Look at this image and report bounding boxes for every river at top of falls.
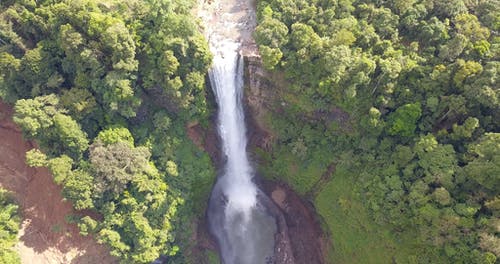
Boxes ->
[207,40,277,263]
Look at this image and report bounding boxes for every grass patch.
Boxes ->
[206,250,220,264]
[259,146,328,195]
[315,165,421,264]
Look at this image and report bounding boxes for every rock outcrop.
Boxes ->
[243,56,328,264]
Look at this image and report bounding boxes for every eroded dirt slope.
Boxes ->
[0,100,116,264]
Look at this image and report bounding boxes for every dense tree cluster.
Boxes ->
[1,0,498,262]
[1,0,215,263]
[255,0,499,262]
[0,188,20,264]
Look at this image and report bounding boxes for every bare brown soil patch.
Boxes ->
[0,100,116,264]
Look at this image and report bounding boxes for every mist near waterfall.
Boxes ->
[207,41,276,264]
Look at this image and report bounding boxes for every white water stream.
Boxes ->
[211,42,257,213]
[200,0,276,261]
[207,41,276,263]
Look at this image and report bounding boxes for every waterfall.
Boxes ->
[207,41,276,264]
[210,41,257,214]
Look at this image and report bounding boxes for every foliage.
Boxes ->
[0,0,215,262]
[255,0,499,262]
[464,133,500,192]
[387,103,421,137]
[315,166,439,263]
[0,188,20,264]
[89,140,153,195]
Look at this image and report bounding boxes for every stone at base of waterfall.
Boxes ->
[272,187,287,210]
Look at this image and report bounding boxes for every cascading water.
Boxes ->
[210,42,257,214]
[207,41,277,263]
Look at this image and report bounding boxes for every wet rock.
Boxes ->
[257,189,295,264]
[190,52,329,264]
[244,55,276,152]
[243,55,328,264]
[260,180,327,264]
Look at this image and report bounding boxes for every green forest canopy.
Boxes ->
[254,0,499,263]
[0,188,20,264]
[1,0,214,263]
[0,0,499,263]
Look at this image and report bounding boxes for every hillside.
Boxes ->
[0,0,215,263]
[0,100,116,263]
[253,0,499,262]
[0,0,498,263]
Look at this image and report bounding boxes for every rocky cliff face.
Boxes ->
[244,54,277,152]
[193,0,328,261]
[243,55,328,264]
[186,53,328,264]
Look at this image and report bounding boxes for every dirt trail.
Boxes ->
[0,100,116,264]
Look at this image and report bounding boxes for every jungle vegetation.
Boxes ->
[0,0,499,263]
[254,0,499,263]
[0,188,20,264]
[1,0,215,263]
